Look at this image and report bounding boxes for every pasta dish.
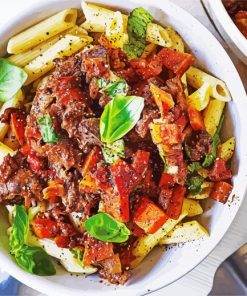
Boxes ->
[0,2,235,285]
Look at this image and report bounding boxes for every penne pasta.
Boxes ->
[7,9,78,54]
[186,66,231,102]
[141,43,157,58]
[203,99,225,136]
[24,34,93,85]
[218,137,235,162]
[105,11,128,48]
[7,26,88,67]
[183,198,203,217]
[146,23,172,48]
[0,90,24,141]
[81,2,128,33]
[0,142,15,164]
[187,82,212,111]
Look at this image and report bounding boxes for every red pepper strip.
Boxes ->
[210,181,233,204]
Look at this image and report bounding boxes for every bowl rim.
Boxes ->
[0,0,247,295]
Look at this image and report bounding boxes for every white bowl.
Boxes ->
[206,0,247,65]
[0,0,247,295]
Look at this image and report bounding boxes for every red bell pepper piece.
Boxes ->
[133,196,169,234]
[83,236,114,266]
[159,173,175,188]
[187,105,205,131]
[10,113,27,146]
[32,218,58,239]
[165,185,186,219]
[210,181,233,204]
[209,158,232,181]
[132,150,150,177]
[55,236,70,248]
[158,48,194,76]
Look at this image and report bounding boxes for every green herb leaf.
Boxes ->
[9,205,29,254]
[0,58,27,102]
[15,245,56,276]
[186,175,204,195]
[187,162,201,173]
[102,139,125,164]
[124,7,153,59]
[100,95,144,144]
[203,115,224,168]
[95,77,108,88]
[37,114,59,143]
[102,79,129,99]
[85,213,131,243]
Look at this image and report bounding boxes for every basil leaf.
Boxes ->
[187,162,201,173]
[186,175,204,195]
[85,213,131,243]
[102,79,128,99]
[95,77,108,88]
[100,95,144,144]
[9,205,29,254]
[37,114,59,143]
[0,58,27,102]
[15,245,56,276]
[102,139,125,164]
[124,7,153,59]
[203,115,224,168]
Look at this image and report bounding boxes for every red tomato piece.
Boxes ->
[55,236,70,248]
[175,113,188,130]
[187,105,205,131]
[209,158,232,181]
[159,173,175,188]
[32,218,58,239]
[210,181,233,204]
[115,67,139,84]
[160,123,184,145]
[10,113,27,146]
[132,150,150,177]
[83,236,114,266]
[133,196,169,234]
[165,185,186,219]
[27,154,43,173]
[158,48,194,76]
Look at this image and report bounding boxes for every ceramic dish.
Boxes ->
[0,0,247,295]
[206,0,247,65]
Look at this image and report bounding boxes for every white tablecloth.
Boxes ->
[0,1,247,295]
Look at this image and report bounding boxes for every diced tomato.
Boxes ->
[164,185,186,219]
[55,236,70,248]
[187,105,205,131]
[115,67,139,84]
[160,124,184,145]
[132,150,150,177]
[79,146,102,193]
[101,254,122,274]
[210,181,233,204]
[133,196,169,234]
[159,173,175,188]
[209,158,232,181]
[119,241,136,268]
[10,113,26,146]
[32,218,58,239]
[175,113,188,130]
[149,83,174,116]
[132,223,146,237]
[20,144,31,157]
[83,236,114,266]
[107,159,140,222]
[43,179,65,200]
[27,154,43,173]
[158,48,194,76]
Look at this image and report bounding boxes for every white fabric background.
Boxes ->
[0,1,247,295]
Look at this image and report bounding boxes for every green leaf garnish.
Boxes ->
[187,162,201,173]
[102,139,125,164]
[37,114,59,143]
[85,213,131,243]
[0,58,27,102]
[100,95,144,144]
[186,175,204,194]
[102,79,129,98]
[123,7,153,59]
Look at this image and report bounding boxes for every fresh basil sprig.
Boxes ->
[0,58,27,102]
[102,139,125,164]
[102,79,129,99]
[85,213,130,243]
[9,205,55,276]
[100,95,144,144]
[186,174,204,194]
[37,114,59,143]
[203,115,224,167]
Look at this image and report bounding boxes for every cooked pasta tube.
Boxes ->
[81,1,128,33]
[186,66,231,102]
[187,82,212,111]
[146,23,172,47]
[0,90,24,141]
[203,99,225,136]
[24,34,93,85]
[7,26,88,67]
[7,9,78,54]
[0,142,15,164]
[218,137,235,162]
[141,43,157,58]
[159,221,209,245]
